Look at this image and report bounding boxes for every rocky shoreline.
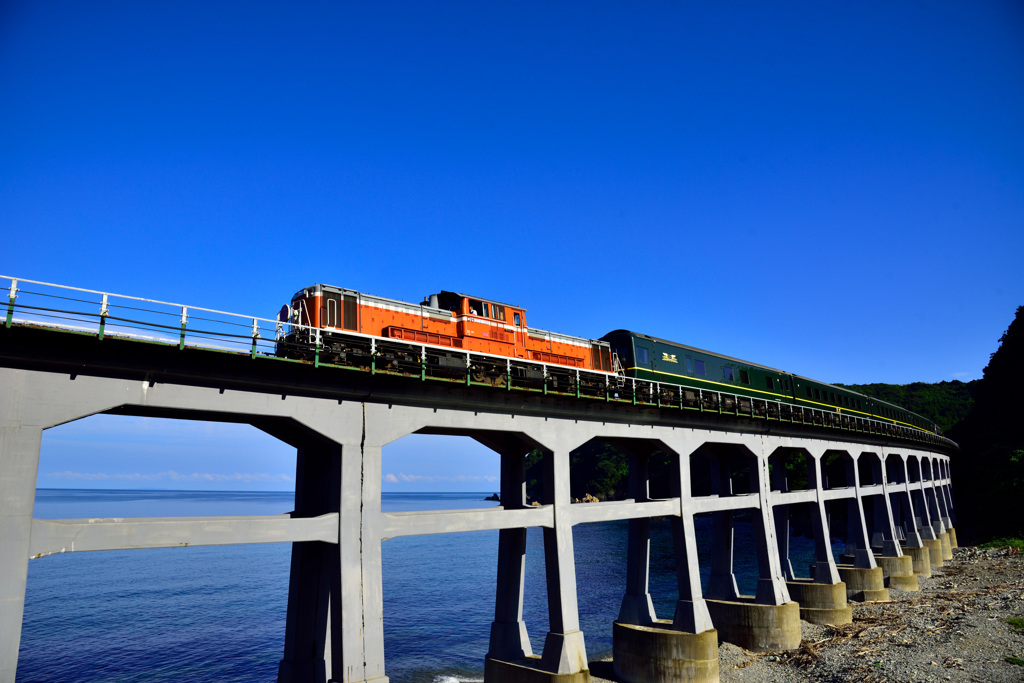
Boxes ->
[590,545,1024,682]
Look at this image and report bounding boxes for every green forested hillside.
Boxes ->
[835,380,978,433]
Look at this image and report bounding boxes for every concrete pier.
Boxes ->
[875,555,919,591]
[704,599,801,652]
[902,545,932,577]
[785,579,853,625]
[0,325,958,683]
[837,566,889,602]
[612,622,718,683]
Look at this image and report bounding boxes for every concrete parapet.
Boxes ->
[485,656,589,683]
[836,566,889,602]
[874,555,919,592]
[611,621,718,683]
[924,539,943,568]
[784,579,853,625]
[704,598,801,652]
[902,545,932,578]
[939,533,952,561]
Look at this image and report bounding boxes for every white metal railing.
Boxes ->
[0,275,956,450]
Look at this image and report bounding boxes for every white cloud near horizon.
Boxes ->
[48,470,294,484]
[382,473,498,484]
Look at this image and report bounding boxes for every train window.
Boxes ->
[492,305,506,321]
[468,299,484,315]
[514,312,521,326]
[686,357,693,374]
[482,302,490,318]
[765,376,774,390]
[814,388,820,401]
[694,359,706,376]
[740,370,750,385]
[636,347,650,366]
[785,379,792,392]
[723,367,734,382]
[830,392,836,404]
[806,386,811,398]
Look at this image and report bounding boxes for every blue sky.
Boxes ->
[2,1,1021,491]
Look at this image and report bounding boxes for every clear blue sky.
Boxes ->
[3,1,1021,491]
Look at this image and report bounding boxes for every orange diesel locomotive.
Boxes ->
[277,284,613,385]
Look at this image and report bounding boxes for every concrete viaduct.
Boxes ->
[0,323,956,683]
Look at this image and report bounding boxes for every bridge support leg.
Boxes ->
[278,442,341,683]
[617,452,656,626]
[706,440,799,652]
[788,450,851,625]
[488,444,587,683]
[0,423,42,683]
[0,369,129,683]
[487,448,532,663]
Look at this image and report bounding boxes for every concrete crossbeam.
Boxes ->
[29,513,340,557]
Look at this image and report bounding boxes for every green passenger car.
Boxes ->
[600,329,939,435]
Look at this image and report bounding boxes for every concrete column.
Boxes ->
[0,369,129,683]
[751,444,790,605]
[664,436,713,635]
[868,454,901,557]
[539,443,587,675]
[0,423,42,683]
[843,455,876,569]
[617,452,656,626]
[706,453,739,600]
[278,442,342,683]
[488,448,533,661]
[770,455,795,582]
[807,449,840,584]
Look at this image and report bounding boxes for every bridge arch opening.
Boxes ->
[24,412,299,682]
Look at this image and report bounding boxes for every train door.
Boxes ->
[320,291,341,329]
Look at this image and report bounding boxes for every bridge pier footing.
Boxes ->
[704,598,800,652]
[837,566,889,602]
[874,555,919,591]
[924,539,944,568]
[611,620,719,683]
[939,533,953,560]
[785,579,853,625]
[902,545,932,577]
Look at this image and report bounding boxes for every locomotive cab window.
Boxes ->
[685,357,693,374]
[694,359,706,376]
[514,312,521,326]
[492,305,505,321]
[635,347,650,366]
[467,299,484,315]
[723,367,734,382]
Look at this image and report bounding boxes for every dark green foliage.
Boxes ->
[947,306,1024,543]
[835,379,978,434]
[525,441,630,502]
[1006,617,1024,633]
[979,538,1024,551]
[1005,656,1024,666]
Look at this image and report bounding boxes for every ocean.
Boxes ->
[17,490,823,682]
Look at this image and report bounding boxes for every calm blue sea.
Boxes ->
[18,490,823,683]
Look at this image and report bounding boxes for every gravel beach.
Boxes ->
[589,545,1024,682]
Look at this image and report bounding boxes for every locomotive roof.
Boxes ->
[439,290,523,310]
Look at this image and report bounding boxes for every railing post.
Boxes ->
[4,279,15,328]
[421,346,427,382]
[178,306,188,350]
[98,293,109,340]
[250,318,260,359]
